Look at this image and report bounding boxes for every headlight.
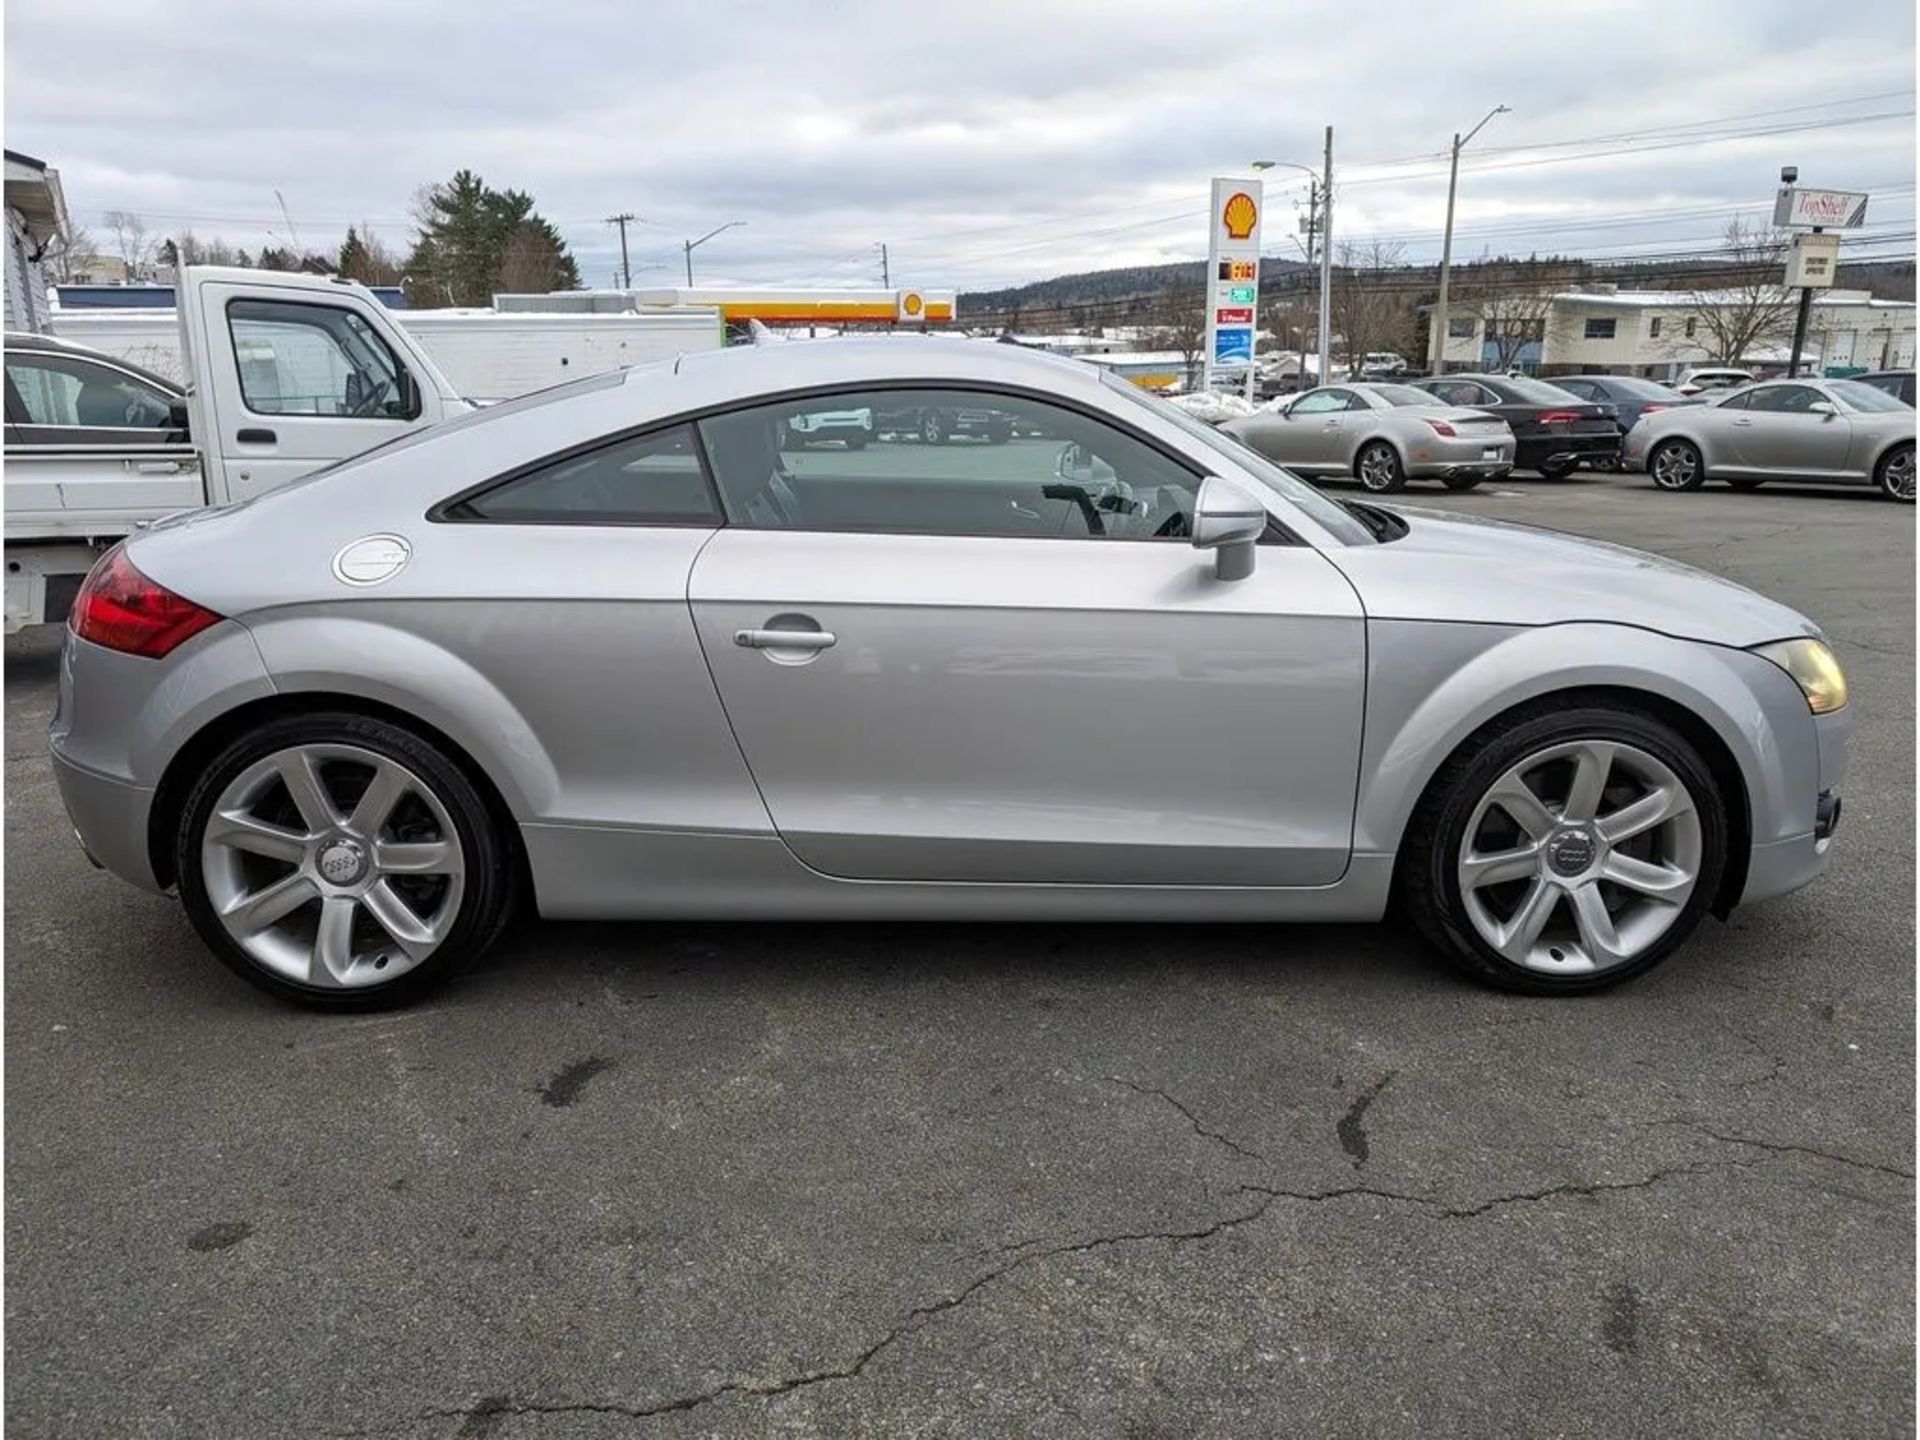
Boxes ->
[1754,637,1849,714]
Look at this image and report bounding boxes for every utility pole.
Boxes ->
[1298,182,1318,390]
[1430,105,1509,377]
[879,242,890,287]
[1317,125,1333,387]
[605,212,637,289]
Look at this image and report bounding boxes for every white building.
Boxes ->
[4,149,69,334]
[1436,284,1916,378]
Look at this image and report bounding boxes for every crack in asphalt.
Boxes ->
[1105,1076,1268,1162]
[1652,1119,1916,1180]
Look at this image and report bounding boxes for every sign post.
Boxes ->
[1203,177,1263,401]
[1774,184,1867,377]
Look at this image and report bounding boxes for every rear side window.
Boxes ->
[449,424,722,526]
[5,352,176,428]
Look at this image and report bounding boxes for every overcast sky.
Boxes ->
[6,0,1915,294]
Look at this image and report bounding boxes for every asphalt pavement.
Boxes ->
[5,471,1913,1438]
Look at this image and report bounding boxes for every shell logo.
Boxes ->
[902,291,923,316]
[1222,191,1258,240]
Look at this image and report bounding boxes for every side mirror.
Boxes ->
[1191,475,1267,581]
[1054,442,1088,481]
[1808,400,1837,417]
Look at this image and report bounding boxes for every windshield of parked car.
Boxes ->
[1496,376,1587,405]
[1370,384,1440,407]
[1101,371,1376,544]
[1831,379,1911,413]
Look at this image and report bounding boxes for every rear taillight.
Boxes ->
[1535,410,1584,425]
[1640,403,1668,414]
[1425,419,1458,437]
[70,546,223,658]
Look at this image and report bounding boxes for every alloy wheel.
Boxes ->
[1358,444,1399,491]
[1456,739,1700,976]
[1882,447,1915,502]
[1650,442,1700,490]
[200,743,465,989]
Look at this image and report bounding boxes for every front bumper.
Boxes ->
[1740,704,1852,906]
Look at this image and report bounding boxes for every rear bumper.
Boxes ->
[1516,434,1621,468]
[1406,434,1514,477]
[51,750,163,892]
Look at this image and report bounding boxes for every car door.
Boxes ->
[1733,383,1854,476]
[2,348,204,529]
[1263,387,1351,471]
[686,384,1367,888]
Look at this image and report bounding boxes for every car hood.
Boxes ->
[1326,504,1820,648]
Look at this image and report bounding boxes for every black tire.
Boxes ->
[1536,459,1578,480]
[1399,699,1728,996]
[920,412,948,445]
[1356,441,1407,493]
[1648,439,1706,491]
[844,433,869,451]
[176,711,514,1009]
[1441,474,1484,492]
[1875,443,1915,503]
[1726,479,1763,492]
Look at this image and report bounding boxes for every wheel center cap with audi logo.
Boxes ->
[318,838,368,886]
[1547,829,1598,877]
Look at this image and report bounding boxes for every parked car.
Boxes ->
[1851,369,1915,407]
[1674,368,1755,397]
[1222,382,1514,491]
[1412,374,1621,477]
[1552,375,1702,436]
[52,338,1850,1007]
[874,401,1012,444]
[1625,377,1915,501]
[779,407,872,449]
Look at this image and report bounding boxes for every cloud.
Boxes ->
[6,0,1912,290]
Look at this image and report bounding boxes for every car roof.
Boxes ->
[3,328,184,394]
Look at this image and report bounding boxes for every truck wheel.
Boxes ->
[176,712,514,1009]
[1400,699,1726,995]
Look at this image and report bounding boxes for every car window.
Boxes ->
[227,297,420,420]
[1715,389,1753,411]
[1497,376,1587,405]
[4,352,176,429]
[450,424,722,525]
[1829,379,1909,413]
[1744,384,1824,414]
[1851,373,1913,405]
[698,388,1200,542]
[1290,389,1348,415]
[1369,384,1437,407]
[1555,379,1596,400]
[1429,380,1495,407]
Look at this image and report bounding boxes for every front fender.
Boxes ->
[1357,619,1818,856]
[241,611,560,820]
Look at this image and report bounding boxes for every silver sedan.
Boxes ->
[1222,383,1515,492]
[1627,377,1916,501]
[51,338,1849,1007]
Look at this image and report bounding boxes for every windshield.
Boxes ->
[1370,384,1439,407]
[1497,376,1587,405]
[1101,371,1377,545]
[1831,379,1911,413]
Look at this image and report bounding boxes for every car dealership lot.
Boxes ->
[4,474,1911,1438]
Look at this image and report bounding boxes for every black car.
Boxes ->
[1852,370,1915,407]
[1413,373,1622,477]
[874,403,1013,445]
[1551,374,1702,434]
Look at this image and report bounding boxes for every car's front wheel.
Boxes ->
[1400,700,1727,995]
[920,412,948,445]
[1649,439,1706,491]
[176,712,514,1008]
[1875,443,1915,503]
[1356,441,1406,493]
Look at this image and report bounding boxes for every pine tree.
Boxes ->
[338,227,374,283]
[403,170,580,305]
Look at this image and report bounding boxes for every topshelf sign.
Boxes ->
[1773,187,1869,229]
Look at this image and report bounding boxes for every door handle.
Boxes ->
[129,459,186,474]
[236,427,277,444]
[735,628,836,650]
[1731,419,1754,427]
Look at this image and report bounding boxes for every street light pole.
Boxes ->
[683,220,746,286]
[1318,125,1333,387]
[1429,104,1509,376]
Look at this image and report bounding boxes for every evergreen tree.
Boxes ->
[403,170,580,305]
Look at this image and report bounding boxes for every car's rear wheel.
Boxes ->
[1875,443,1915,503]
[176,712,513,1009]
[920,412,948,445]
[1441,474,1483,492]
[1400,701,1726,995]
[1649,439,1706,491]
[1356,441,1406,493]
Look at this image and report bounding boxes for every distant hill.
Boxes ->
[960,256,1314,321]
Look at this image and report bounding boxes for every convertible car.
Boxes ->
[51,338,1850,1006]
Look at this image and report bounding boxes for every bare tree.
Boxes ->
[1148,289,1207,389]
[1452,258,1582,371]
[1686,217,1794,365]
[102,210,157,279]
[42,223,95,283]
[1329,240,1410,370]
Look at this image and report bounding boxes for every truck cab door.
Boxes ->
[176,267,464,504]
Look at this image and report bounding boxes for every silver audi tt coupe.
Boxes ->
[50,338,1851,1007]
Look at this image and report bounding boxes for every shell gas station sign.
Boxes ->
[1204,177,1263,393]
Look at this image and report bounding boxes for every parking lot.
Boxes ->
[4,472,1912,1438]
